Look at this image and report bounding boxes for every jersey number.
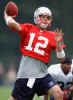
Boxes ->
[58,81,73,89]
[25,33,48,55]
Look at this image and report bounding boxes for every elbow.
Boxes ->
[8,22,21,31]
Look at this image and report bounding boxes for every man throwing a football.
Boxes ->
[4,1,66,100]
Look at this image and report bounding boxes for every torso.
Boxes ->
[19,24,56,63]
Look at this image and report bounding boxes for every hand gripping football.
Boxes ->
[5,1,18,17]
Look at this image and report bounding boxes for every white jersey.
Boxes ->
[48,63,73,90]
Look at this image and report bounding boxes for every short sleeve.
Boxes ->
[18,24,33,36]
[9,23,33,36]
[48,65,58,79]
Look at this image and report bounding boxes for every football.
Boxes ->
[5,1,18,17]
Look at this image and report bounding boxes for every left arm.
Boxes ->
[54,28,65,61]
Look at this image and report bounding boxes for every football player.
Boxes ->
[4,5,66,100]
[44,57,73,100]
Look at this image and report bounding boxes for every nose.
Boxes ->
[44,16,48,20]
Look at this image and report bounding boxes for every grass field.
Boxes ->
[0,86,12,100]
[0,86,50,100]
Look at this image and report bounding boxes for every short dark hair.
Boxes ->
[61,57,72,64]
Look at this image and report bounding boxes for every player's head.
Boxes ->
[34,7,52,29]
[61,57,72,75]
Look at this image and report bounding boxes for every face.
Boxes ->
[61,63,71,75]
[38,14,52,29]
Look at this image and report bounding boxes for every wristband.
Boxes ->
[5,16,15,25]
[56,49,65,58]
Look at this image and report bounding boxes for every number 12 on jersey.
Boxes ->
[25,32,49,55]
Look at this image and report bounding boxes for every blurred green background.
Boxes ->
[0,0,73,99]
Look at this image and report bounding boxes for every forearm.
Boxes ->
[56,42,62,52]
[4,12,21,31]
